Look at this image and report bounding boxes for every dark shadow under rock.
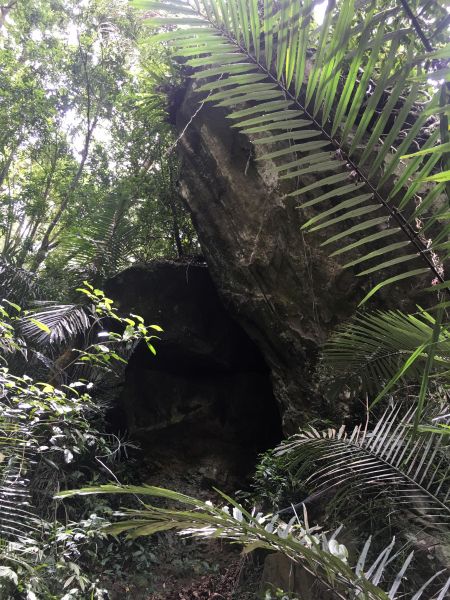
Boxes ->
[106,260,282,492]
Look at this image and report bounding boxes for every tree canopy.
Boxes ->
[0,0,198,298]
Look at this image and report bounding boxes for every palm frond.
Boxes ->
[0,379,41,542]
[57,483,450,599]
[322,308,450,396]
[19,304,94,347]
[275,405,450,528]
[60,194,137,280]
[141,0,450,303]
[0,261,37,304]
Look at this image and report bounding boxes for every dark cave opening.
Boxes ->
[106,262,283,493]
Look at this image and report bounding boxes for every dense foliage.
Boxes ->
[0,283,167,598]
[0,0,198,299]
[0,0,450,598]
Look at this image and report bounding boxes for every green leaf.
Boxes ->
[190,63,259,79]
[370,343,427,408]
[226,100,293,120]
[130,313,144,323]
[279,158,342,181]
[136,1,196,14]
[410,67,450,82]
[242,119,312,134]
[342,241,410,268]
[216,90,282,107]
[3,300,21,312]
[145,17,206,26]
[340,23,386,143]
[232,110,304,128]
[29,319,51,334]
[359,269,429,306]
[196,73,267,92]
[349,36,401,156]
[331,10,375,136]
[358,51,412,169]
[321,217,390,247]
[175,43,234,58]
[252,129,320,145]
[187,53,247,68]
[401,142,450,161]
[288,172,349,197]
[420,169,450,184]
[296,182,365,206]
[258,140,331,161]
[263,0,274,69]
[307,204,380,233]
[249,0,260,60]
[301,193,373,228]
[417,424,450,435]
[356,253,418,277]
[413,306,444,434]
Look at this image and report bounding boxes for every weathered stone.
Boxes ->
[260,553,329,599]
[174,84,430,432]
[174,86,359,432]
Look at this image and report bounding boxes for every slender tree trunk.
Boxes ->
[31,43,98,271]
[0,138,22,189]
[168,195,184,258]
[0,1,17,29]
[15,143,59,268]
[30,115,98,270]
[167,162,183,258]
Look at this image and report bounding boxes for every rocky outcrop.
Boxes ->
[174,84,429,432]
[174,85,363,432]
[260,553,329,599]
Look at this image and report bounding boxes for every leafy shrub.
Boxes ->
[0,286,162,598]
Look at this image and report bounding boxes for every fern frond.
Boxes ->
[275,405,450,528]
[57,483,450,598]
[19,304,93,347]
[323,309,450,395]
[141,0,450,303]
[59,192,138,280]
[0,400,41,542]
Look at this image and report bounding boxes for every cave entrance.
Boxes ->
[108,261,282,494]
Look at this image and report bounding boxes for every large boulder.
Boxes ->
[174,85,359,432]
[260,553,329,600]
[174,84,426,432]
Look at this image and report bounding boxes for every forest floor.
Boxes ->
[106,550,262,599]
[101,425,266,599]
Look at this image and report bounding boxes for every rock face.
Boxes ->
[174,85,363,432]
[106,261,282,490]
[174,84,430,431]
[260,553,329,599]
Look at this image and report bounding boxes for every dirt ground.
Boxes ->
[102,430,266,599]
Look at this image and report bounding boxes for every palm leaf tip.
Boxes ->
[55,480,450,599]
[322,308,450,397]
[19,304,92,346]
